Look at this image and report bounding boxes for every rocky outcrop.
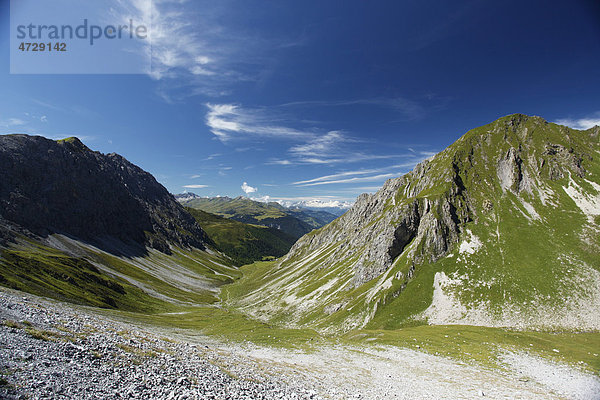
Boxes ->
[284,155,473,287]
[542,143,587,180]
[0,135,211,255]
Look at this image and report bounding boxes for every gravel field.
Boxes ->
[0,288,598,400]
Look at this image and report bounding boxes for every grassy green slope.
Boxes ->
[224,115,600,334]
[0,243,166,313]
[368,115,600,330]
[221,262,600,371]
[344,325,600,372]
[187,208,296,266]
[184,197,288,220]
[0,234,239,313]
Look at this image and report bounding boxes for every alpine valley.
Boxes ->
[1,115,599,399]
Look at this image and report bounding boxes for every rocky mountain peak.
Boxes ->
[0,134,211,256]
[233,114,600,332]
[57,136,89,150]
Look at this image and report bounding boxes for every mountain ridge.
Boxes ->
[226,114,600,333]
[0,134,211,256]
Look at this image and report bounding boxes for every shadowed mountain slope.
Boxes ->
[0,135,236,311]
[0,135,211,256]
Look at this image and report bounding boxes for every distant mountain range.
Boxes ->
[176,193,351,216]
[274,200,352,217]
[175,195,338,239]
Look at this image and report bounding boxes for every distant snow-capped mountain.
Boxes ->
[255,198,353,216]
[174,192,202,202]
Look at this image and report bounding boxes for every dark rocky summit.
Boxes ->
[0,135,211,255]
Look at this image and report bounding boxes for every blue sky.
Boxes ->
[1,0,599,208]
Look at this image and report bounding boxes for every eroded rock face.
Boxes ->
[284,156,472,288]
[388,206,420,261]
[498,147,522,192]
[542,143,586,181]
[0,135,211,255]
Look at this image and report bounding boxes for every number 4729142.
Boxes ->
[18,42,66,52]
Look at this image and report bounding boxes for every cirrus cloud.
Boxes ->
[205,103,314,142]
[183,184,209,189]
[555,114,600,130]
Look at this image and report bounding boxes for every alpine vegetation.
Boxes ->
[227,114,600,333]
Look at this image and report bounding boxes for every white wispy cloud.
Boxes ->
[289,159,428,187]
[280,132,426,165]
[205,103,314,142]
[266,159,294,165]
[289,131,352,157]
[183,184,209,189]
[241,181,257,194]
[267,153,405,165]
[292,164,414,185]
[218,166,232,176]
[7,118,25,126]
[118,0,305,100]
[0,115,36,130]
[203,153,221,161]
[204,102,435,166]
[32,98,97,118]
[295,173,398,187]
[263,130,407,166]
[32,99,63,112]
[189,174,203,179]
[118,0,219,81]
[555,115,600,130]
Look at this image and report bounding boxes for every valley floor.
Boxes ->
[0,287,598,400]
